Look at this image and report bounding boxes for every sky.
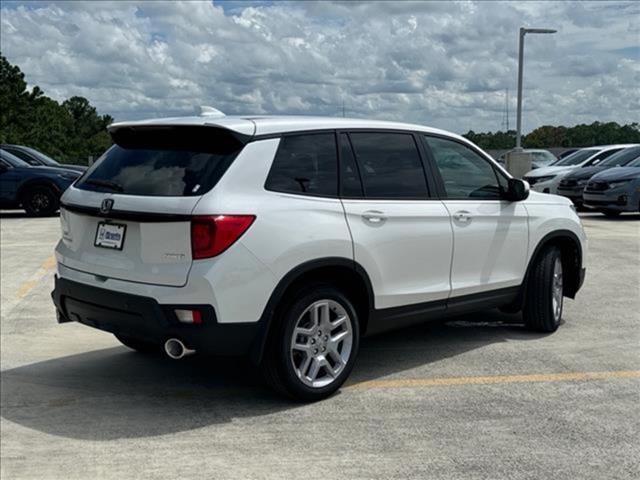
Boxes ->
[1,0,638,134]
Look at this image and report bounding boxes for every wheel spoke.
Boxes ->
[307,358,322,381]
[298,354,313,377]
[330,330,349,344]
[331,315,347,328]
[292,339,311,352]
[294,325,315,337]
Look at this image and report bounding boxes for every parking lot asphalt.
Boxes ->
[1,211,639,480]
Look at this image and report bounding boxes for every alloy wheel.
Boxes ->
[289,299,353,388]
[551,257,563,323]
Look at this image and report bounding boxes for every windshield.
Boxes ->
[626,157,640,167]
[76,126,244,197]
[532,151,556,164]
[598,147,640,167]
[24,147,60,166]
[0,149,31,167]
[554,149,596,166]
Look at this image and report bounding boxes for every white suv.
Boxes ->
[53,115,587,401]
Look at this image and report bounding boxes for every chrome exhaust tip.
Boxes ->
[164,338,195,360]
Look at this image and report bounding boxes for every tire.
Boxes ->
[523,246,564,333]
[601,209,621,217]
[22,186,59,216]
[261,284,360,401]
[114,334,159,354]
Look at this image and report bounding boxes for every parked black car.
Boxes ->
[1,144,87,172]
[0,148,81,216]
[557,145,640,206]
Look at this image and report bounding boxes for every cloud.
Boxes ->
[1,0,638,134]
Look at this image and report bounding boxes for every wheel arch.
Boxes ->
[523,230,584,301]
[248,257,374,365]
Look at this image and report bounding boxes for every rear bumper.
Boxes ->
[52,276,261,356]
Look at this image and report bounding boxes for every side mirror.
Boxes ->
[506,178,530,201]
[0,163,8,174]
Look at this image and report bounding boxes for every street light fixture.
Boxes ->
[515,27,557,149]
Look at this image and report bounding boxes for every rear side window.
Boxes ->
[265,133,338,197]
[76,126,244,197]
[348,132,428,199]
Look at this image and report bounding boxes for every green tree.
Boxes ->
[0,53,112,164]
[464,122,640,150]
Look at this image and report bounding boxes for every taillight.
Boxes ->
[190,215,255,260]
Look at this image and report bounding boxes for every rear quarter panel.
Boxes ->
[193,138,354,323]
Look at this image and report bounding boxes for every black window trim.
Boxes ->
[263,130,341,199]
[420,133,512,201]
[337,131,364,198]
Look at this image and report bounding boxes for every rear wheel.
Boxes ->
[262,284,360,401]
[22,186,59,216]
[523,247,564,333]
[114,334,159,354]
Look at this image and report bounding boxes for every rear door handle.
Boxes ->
[362,210,387,225]
[453,210,472,223]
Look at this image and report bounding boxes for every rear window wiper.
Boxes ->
[83,179,124,192]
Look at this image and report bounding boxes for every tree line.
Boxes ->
[0,53,112,165]
[1,53,639,163]
[464,122,640,151]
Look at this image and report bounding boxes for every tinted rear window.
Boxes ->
[76,126,244,197]
[349,132,428,199]
[265,133,338,197]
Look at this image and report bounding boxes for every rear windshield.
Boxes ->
[76,126,245,197]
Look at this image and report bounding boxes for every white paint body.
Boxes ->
[56,115,587,326]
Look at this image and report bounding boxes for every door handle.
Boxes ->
[453,210,472,223]
[362,210,387,225]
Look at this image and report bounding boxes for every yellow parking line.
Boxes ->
[347,370,640,390]
[15,255,56,299]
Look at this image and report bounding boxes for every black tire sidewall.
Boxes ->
[276,285,360,401]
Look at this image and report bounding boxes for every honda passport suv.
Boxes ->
[52,114,587,401]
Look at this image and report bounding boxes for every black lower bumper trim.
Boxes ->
[52,276,260,356]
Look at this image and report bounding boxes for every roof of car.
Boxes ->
[108,114,462,140]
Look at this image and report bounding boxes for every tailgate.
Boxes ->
[58,194,198,287]
[55,124,248,287]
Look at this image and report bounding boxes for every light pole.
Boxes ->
[515,27,557,149]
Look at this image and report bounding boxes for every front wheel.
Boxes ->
[262,285,360,401]
[523,247,564,332]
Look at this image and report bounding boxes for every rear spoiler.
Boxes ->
[107,124,253,154]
